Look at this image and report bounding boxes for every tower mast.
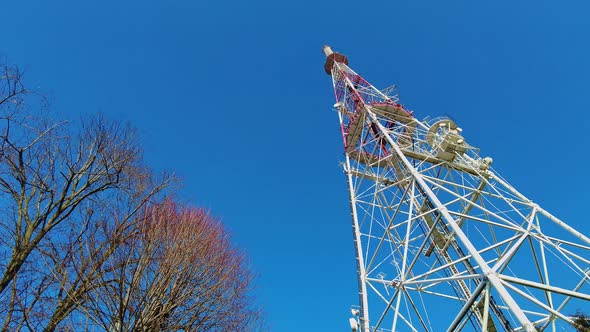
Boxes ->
[324,46,590,332]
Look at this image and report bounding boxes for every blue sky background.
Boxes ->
[2,1,590,330]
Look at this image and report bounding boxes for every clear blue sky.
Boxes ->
[2,1,590,330]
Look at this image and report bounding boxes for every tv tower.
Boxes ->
[323,46,590,332]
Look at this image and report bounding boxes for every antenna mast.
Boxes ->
[324,46,590,332]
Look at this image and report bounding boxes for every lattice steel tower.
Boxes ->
[323,46,590,332]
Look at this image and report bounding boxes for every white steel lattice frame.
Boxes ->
[327,55,590,332]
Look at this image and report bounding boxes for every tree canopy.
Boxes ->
[0,63,262,331]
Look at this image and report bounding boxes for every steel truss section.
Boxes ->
[325,47,590,332]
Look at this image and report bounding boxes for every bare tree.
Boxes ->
[0,64,263,331]
[0,64,173,330]
[37,160,173,332]
[0,68,140,294]
[83,199,262,331]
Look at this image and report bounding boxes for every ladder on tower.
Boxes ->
[417,185,512,332]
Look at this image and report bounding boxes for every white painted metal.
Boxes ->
[325,51,590,332]
[343,142,371,332]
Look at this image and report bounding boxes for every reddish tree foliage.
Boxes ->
[84,200,263,331]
